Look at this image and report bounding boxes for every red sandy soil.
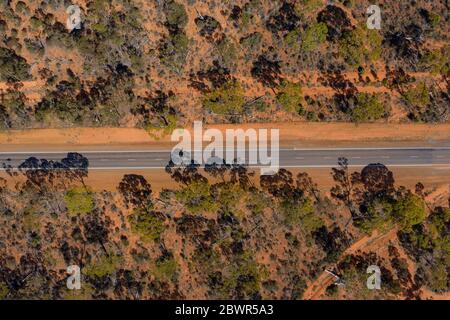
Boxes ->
[1,122,450,151]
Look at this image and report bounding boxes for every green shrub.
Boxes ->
[214,182,246,217]
[284,29,301,51]
[428,263,448,292]
[160,32,190,73]
[295,0,323,14]
[247,190,272,215]
[419,46,450,76]
[29,16,45,29]
[366,29,382,61]
[85,255,122,278]
[394,193,426,231]
[339,25,382,66]
[195,16,220,38]
[351,93,385,122]
[239,0,262,29]
[355,199,394,234]
[215,253,261,299]
[164,0,188,30]
[0,89,29,127]
[15,1,29,15]
[0,47,31,81]
[339,27,364,66]
[24,38,44,56]
[145,113,178,139]
[0,282,8,299]
[227,258,260,297]
[65,187,94,216]
[240,32,262,51]
[276,80,303,113]
[217,38,238,70]
[427,12,441,29]
[203,80,245,114]
[281,198,323,233]
[176,181,218,214]
[91,23,108,35]
[23,207,41,231]
[0,20,7,34]
[302,22,328,52]
[154,255,178,281]
[402,82,430,109]
[128,209,164,242]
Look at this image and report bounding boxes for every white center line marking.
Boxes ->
[128,159,136,161]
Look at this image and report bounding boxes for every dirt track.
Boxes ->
[303,187,450,300]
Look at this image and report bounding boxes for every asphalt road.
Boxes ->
[1,147,450,170]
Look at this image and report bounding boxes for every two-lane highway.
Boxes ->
[1,147,450,169]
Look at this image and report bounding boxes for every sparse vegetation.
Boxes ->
[0,0,449,301]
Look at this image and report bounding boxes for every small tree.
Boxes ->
[339,25,382,67]
[419,46,450,76]
[302,22,328,52]
[351,93,386,122]
[394,193,426,231]
[163,0,188,32]
[402,82,430,109]
[276,80,303,113]
[159,31,190,74]
[216,38,238,70]
[281,197,323,233]
[0,47,31,81]
[65,187,94,217]
[203,80,245,115]
[176,180,218,214]
[118,174,153,212]
[128,209,164,242]
[84,255,122,278]
[331,157,362,217]
[251,55,282,89]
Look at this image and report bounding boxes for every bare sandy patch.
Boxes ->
[1,122,450,151]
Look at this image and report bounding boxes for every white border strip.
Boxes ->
[1,147,450,154]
